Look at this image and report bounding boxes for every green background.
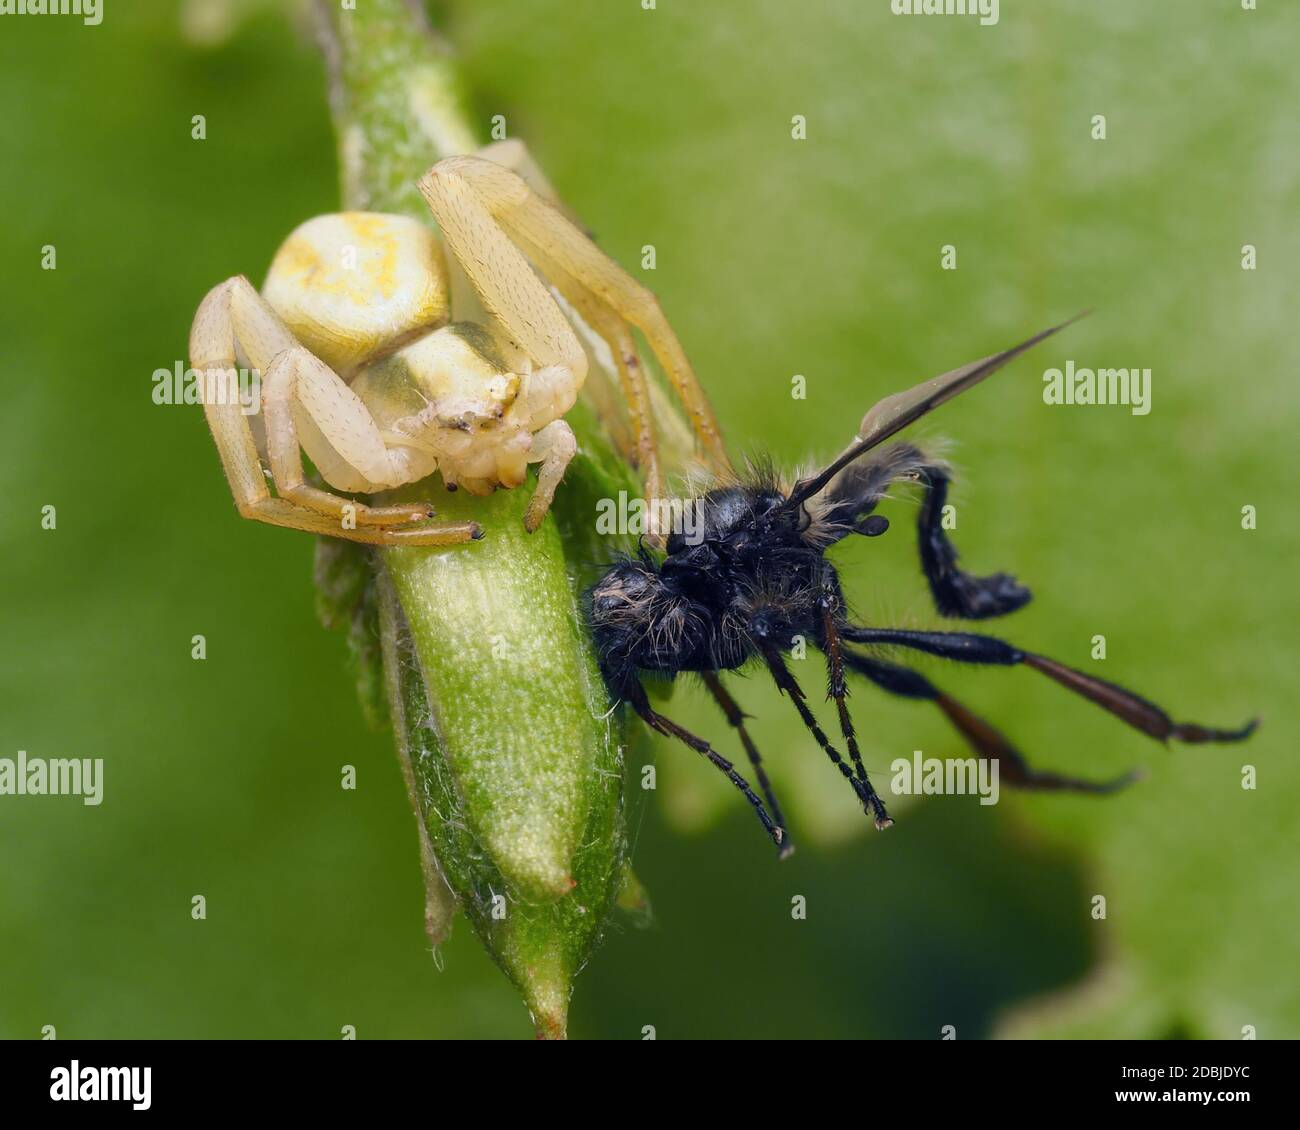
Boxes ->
[1,0,1294,1039]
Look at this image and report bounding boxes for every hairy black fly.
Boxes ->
[589,317,1257,856]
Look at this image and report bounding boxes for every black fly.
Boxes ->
[589,317,1257,856]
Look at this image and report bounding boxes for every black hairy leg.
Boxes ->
[842,649,1139,793]
[701,672,795,858]
[761,645,893,829]
[840,626,1259,744]
[914,464,1031,619]
[817,595,884,811]
[814,442,1031,619]
[624,680,785,853]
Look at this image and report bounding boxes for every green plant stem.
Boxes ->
[314,0,636,1040]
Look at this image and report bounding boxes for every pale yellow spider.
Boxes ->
[188,141,727,546]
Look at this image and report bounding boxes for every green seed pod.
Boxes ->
[377,473,630,1037]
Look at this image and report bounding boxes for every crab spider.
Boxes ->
[188,141,727,546]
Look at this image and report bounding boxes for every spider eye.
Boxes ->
[862,515,890,537]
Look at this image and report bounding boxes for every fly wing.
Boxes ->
[784,313,1087,510]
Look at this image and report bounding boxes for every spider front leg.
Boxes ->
[471,141,656,495]
[551,282,664,515]
[419,154,730,483]
[260,345,482,542]
[190,277,480,546]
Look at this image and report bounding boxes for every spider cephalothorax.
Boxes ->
[590,319,1258,856]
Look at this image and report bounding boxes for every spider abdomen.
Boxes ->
[263,212,451,375]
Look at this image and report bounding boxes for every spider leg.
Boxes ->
[262,346,471,530]
[840,626,1259,745]
[625,680,784,852]
[419,155,730,477]
[701,672,794,857]
[190,278,480,546]
[760,646,893,829]
[473,141,662,508]
[842,649,1139,793]
[474,139,565,207]
[551,282,664,516]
